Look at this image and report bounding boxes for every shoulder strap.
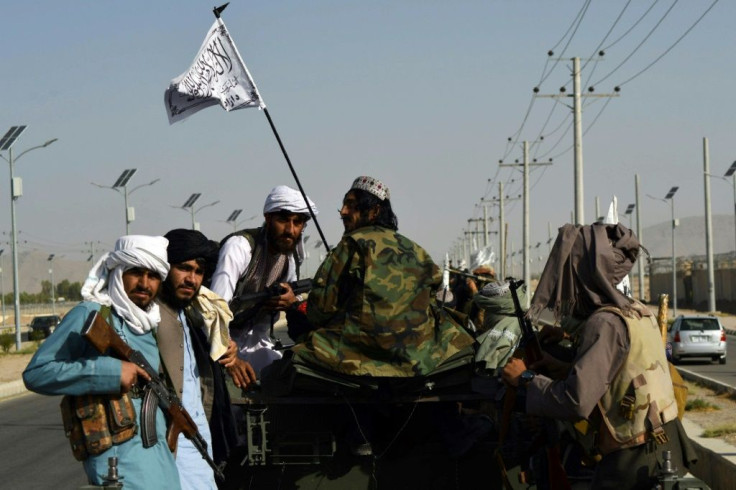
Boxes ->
[98,305,113,324]
[220,227,261,249]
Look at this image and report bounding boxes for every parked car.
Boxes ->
[29,315,61,339]
[667,315,727,364]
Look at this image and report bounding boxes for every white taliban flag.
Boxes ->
[165,17,265,124]
[603,195,632,297]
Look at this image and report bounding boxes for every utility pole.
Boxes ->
[499,182,505,279]
[635,174,645,302]
[703,137,716,312]
[500,141,552,306]
[535,56,620,225]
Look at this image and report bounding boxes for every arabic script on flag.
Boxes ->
[165,19,264,124]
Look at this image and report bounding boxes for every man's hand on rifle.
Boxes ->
[538,324,570,345]
[529,352,570,380]
[219,339,257,389]
[264,282,298,310]
[120,361,150,393]
[501,357,527,387]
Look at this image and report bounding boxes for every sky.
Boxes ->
[1,0,735,274]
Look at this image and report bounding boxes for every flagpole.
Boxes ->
[260,108,331,254]
[213,3,330,254]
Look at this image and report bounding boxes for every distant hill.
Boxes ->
[2,250,91,295]
[636,214,734,259]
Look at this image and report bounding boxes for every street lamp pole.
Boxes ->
[0,126,58,351]
[665,187,679,318]
[48,254,56,316]
[725,161,736,256]
[624,203,635,230]
[93,169,159,234]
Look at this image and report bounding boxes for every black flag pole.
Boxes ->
[261,108,331,254]
[213,3,330,254]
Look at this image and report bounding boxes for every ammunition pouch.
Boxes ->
[59,393,138,461]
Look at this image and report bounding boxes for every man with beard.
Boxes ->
[291,176,474,377]
[502,223,696,489]
[156,229,256,490]
[210,185,318,376]
[23,235,181,490]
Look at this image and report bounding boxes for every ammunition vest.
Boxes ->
[595,306,678,451]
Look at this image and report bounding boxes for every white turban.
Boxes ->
[262,185,318,218]
[81,235,170,335]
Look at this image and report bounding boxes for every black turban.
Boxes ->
[164,229,220,269]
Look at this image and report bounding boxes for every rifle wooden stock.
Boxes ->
[82,311,135,360]
[81,310,225,481]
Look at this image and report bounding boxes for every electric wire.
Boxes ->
[581,0,633,73]
[502,0,592,161]
[617,0,720,87]
[602,0,662,52]
[592,0,681,87]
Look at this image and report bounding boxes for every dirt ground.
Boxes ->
[0,352,33,383]
[682,379,736,446]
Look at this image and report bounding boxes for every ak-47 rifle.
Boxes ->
[81,310,225,481]
[229,278,312,330]
[446,267,496,284]
[495,280,571,490]
[509,280,543,364]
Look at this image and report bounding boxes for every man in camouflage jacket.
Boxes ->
[291,176,474,377]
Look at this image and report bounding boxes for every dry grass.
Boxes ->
[686,397,721,412]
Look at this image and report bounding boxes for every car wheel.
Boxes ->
[719,356,726,365]
[671,354,680,365]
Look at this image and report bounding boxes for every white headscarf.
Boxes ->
[81,235,170,335]
[262,185,318,218]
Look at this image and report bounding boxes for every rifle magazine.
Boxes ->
[140,387,159,448]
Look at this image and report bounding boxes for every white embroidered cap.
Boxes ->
[351,176,390,201]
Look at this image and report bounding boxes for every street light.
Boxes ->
[648,186,679,317]
[176,193,219,230]
[223,209,259,232]
[624,203,636,229]
[0,125,58,351]
[724,161,736,256]
[92,169,160,234]
[48,254,56,316]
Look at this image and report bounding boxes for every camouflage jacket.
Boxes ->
[292,226,474,377]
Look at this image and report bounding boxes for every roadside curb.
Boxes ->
[677,366,736,489]
[0,379,28,400]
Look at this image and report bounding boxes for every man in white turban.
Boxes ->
[23,235,181,490]
[210,185,317,376]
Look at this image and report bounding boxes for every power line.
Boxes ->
[617,0,720,87]
[592,0,681,87]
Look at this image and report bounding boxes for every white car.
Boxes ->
[667,315,727,365]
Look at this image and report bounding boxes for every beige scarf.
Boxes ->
[191,286,233,360]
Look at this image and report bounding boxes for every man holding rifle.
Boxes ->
[502,223,695,489]
[23,235,181,489]
[156,229,256,489]
[210,185,318,376]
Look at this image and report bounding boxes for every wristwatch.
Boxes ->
[520,369,536,387]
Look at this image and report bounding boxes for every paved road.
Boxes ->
[674,335,736,387]
[0,392,87,489]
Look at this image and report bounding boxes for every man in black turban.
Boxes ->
[157,229,255,488]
